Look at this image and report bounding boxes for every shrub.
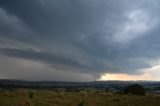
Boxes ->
[28,91,34,98]
[78,101,85,106]
[112,98,120,102]
[124,84,145,96]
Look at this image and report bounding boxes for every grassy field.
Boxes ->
[0,89,160,106]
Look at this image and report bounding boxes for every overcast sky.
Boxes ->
[0,0,160,81]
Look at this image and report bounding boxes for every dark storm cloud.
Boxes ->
[0,48,90,70]
[0,47,120,76]
[0,0,160,80]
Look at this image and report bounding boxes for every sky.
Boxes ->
[0,0,160,81]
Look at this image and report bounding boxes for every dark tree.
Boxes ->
[124,84,145,96]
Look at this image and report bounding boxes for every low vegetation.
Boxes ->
[0,87,160,106]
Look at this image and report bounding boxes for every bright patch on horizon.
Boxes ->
[99,73,150,81]
[99,64,160,81]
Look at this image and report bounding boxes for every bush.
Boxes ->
[124,84,145,96]
[112,98,120,102]
[78,101,85,106]
[28,91,34,98]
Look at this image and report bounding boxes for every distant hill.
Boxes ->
[0,79,160,90]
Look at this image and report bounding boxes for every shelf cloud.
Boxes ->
[0,0,160,81]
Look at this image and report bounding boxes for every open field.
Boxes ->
[0,89,160,106]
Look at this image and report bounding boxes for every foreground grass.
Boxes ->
[0,89,160,106]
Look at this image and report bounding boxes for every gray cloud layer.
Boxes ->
[0,0,160,81]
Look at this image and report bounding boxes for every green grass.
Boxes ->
[0,89,159,106]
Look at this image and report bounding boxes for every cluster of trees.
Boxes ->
[124,84,145,96]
